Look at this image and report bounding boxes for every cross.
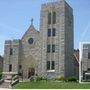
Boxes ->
[31,18,34,25]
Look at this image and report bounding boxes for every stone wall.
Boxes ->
[3,39,20,79]
[3,0,74,79]
[21,25,41,78]
[40,0,74,78]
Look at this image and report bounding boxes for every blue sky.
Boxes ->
[0,0,90,55]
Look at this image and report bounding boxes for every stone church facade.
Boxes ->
[3,0,74,79]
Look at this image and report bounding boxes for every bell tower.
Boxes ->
[40,0,74,78]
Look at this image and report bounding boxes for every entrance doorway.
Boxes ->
[28,68,35,78]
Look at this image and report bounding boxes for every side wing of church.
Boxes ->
[3,0,74,80]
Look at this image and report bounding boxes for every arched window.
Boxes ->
[48,12,51,24]
[53,12,56,24]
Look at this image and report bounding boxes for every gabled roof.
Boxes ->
[74,49,79,63]
[22,19,39,40]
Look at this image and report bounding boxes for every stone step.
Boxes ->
[0,82,10,88]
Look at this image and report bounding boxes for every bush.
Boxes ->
[66,77,77,82]
[55,76,77,82]
[36,76,42,81]
[55,76,66,81]
[36,76,49,81]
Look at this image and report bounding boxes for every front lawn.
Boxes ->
[13,81,90,89]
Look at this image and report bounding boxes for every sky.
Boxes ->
[0,0,90,56]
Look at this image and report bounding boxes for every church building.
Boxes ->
[79,42,90,82]
[3,0,74,79]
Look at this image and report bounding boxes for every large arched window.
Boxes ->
[48,12,51,24]
[53,12,56,24]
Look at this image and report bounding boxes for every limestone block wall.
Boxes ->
[40,0,74,78]
[3,39,20,74]
[21,25,41,78]
[64,2,74,77]
[3,0,74,79]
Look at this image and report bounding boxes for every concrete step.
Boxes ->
[0,82,10,88]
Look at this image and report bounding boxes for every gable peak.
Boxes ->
[31,18,34,26]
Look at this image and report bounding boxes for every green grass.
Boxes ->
[13,81,90,89]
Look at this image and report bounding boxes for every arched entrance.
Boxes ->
[28,68,35,78]
[22,55,37,78]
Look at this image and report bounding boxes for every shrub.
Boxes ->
[55,76,66,81]
[67,77,77,82]
[36,76,49,81]
[36,76,43,81]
